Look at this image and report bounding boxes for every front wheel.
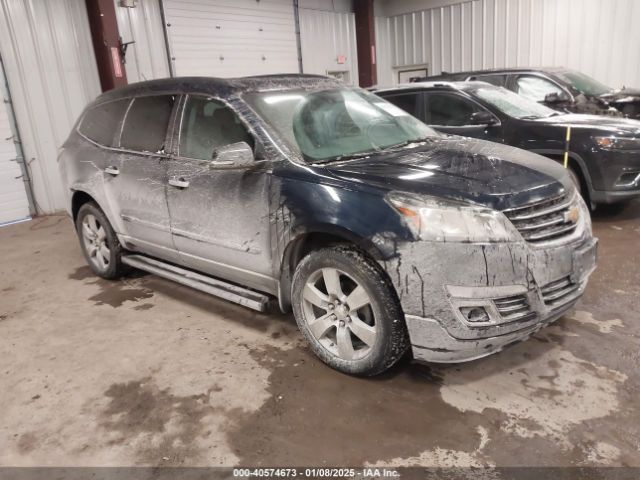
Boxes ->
[291,245,409,376]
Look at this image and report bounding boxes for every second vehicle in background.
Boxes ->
[376,81,640,206]
[419,67,640,119]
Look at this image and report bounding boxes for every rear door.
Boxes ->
[165,94,274,293]
[423,91,502,141]
[376,90,425,120]
[102,94,179,262]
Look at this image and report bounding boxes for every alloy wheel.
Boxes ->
[301,268,377,361]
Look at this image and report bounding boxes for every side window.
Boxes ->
[179,96,253,160]
[425,93,482,126]
[516,76,564,102]
[119,95,175,153]
[79,99,130,147]
[472,74,507,87]
[380,92,421,119]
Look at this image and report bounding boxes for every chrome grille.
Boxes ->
[494,294,536,323]
[503,193,578,243]
[541,276,580,308]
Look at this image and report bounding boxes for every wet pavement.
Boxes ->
[0,201,639,467]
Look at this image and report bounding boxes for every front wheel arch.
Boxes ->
[278,228,389,313]
[531,150,593,201]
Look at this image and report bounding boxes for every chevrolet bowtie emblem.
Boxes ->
[564,206,580,224]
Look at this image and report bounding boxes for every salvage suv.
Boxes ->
[59,75,598,376]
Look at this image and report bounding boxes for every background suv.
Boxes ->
[59,75,597,376]
[376,81,640,205]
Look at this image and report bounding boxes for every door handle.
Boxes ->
[104,166,120,176]
[168,177,190,189]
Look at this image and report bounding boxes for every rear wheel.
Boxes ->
[76,202,128,279]
[292,245,409,376]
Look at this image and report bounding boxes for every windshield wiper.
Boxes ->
[311,137,435,165]
[386,137,434,151]
[312,150,379,165]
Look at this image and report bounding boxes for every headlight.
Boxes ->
[593,136,640,151]
[386,192,521,243]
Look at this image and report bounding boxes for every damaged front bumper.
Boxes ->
[385,225,598,363]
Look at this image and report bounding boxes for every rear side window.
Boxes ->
[379,92,422,119]
[79,99,130,147]
[120,95,176,153]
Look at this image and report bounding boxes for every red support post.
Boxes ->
[85,0,127,91]
[354,0,377,88]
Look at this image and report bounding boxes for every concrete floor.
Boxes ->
[0,202,639,468]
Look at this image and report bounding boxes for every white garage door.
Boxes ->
[0,66,30,226]
[163,0,299,77]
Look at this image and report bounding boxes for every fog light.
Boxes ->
[460,306,490,323]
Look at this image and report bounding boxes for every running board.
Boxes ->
[121,254,270,312]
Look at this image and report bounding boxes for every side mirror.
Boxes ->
[470,111,498,126]
[211,141,254,169]
[544,91,570,104]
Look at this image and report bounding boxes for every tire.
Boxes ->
[291,245,409,376]
[75,202,129,279]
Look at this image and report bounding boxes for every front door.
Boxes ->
[423,92,502,141]
[166,95,274,293]
[102,94,178,262]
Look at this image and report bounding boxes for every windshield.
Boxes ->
[473,86,558,119]
[556,70,613,97]
[244,88,437,163]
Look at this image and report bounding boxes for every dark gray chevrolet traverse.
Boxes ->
[58,75,597,375]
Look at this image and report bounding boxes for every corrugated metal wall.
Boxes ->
[298,7,358,84]
[0,57,30,225]
[375,16,393,86]
[162,0,299,77]
[114,0,170,83]
[378,0,640,89]
[0,0,101,213]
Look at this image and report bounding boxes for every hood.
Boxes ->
[324,137,572,211]
[534,113,640,136]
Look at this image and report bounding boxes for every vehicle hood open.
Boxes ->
[324,137,572,211]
